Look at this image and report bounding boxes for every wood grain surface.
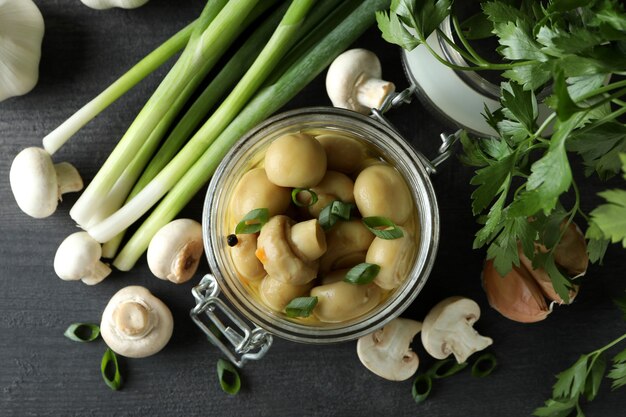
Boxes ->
[1,1,625,416]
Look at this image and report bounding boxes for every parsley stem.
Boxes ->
[451,14,487,66]
[571,180,590,223]
[591,333,626,356]
[578,79,626,102]
[435,27,481,66]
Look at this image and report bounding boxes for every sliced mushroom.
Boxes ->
[147,218,203,284]
[357,318,422,381]
[365,230,416,290]
[421,296,493,364]
[319,220,374,273]
[311,280,381,323]
[259,274,312,313]
[100,286,173,358]
[230,234,265,281]
[54,231,111,285]
[255,215,319,285]
[230,168,291,222]
[10,147,83,218]
[326,49,395,114]
[264,133,327,188]
[353,164,413,225]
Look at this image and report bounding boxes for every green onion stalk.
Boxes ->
[41,19,197,156]
[101,0,344,258]
[113,0,392,270]
[69,0,259,227]
[86,0,317,246]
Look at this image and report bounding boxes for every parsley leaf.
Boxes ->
[376,11,420,50]
[589,189,626,247]
[613,293,626,322]
[567,123,626,180]
[609,348,626,390]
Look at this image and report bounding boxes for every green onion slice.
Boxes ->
[343,263,380,285]
[427,358,468,379]
[291,188,318,207]
[411,374,432,404]
[319,200,354,230]
[101,348,123,391]
[362,216,404,239]
[471,352,497,378]
[64,323,100,342]
[234,208,269,234]
[285,296,318,318]
[217,358,241,395]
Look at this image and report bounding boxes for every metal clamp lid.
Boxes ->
[370,87,461,175]
[191,274,273,368]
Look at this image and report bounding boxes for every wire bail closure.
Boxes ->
[190,274,273,368]
[370,86,461,175]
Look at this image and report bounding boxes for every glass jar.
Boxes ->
[193,107,442,365]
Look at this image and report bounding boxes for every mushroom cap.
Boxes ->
[421,296,493,363]
[325,49,383,113]
[256,215,318,285]
[54,231,103,281]
[80,0,150,10]
[310,280,381,323]
[357,318,422,381]
[10,147,58,218]
[147,218,203,284]
[100,286,173,358]
[366,229,416,290]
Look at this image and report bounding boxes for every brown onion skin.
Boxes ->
[482,260,550,323]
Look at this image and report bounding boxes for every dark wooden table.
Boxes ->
[2,1,625,416]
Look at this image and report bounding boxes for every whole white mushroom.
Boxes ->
[100,286,173,358]
[54,232,111,285]
[80,0,150,10]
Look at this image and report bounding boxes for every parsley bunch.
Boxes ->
[377,0,626,302]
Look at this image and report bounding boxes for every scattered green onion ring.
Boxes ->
[362,216,404,239]
[319,200,354,230]
[427,358,468,379]
[291,188,318,207]
[64,323,100,342]
[235,208,269,234]
[217,358,241,395]
[343,263,380,285]
[411,374,432,404]
[285,296,318,318]
[101,348,123,391]
[471,352,497,378]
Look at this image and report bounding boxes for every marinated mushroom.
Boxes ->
[147,218,203,284]
[289,219,327,262]
[421,297,493,364]
[366,230,416,290]
[315,134,367,174]
[311,280,381,323]
[256,215,320,285]
[231,168,291,222]
[264,133,327,188]
[354,164,412,225]
[319,220,374,273]
[10,147,83,218]
[325,49,395,114]
[259,274,312,312]
[305,171,355,217]
[357,318,422,381]
[54,231,111,285]
[230,234,265,281]
[100,286,173,358]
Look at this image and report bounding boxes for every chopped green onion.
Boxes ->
[291,188,318,207]
[285,296,318,318]
[101,348,123,391]
[319,200,354,230]
[235,208,269,234]
[344,263,380,285]
[427,358,468,379]
[64,323,100,342]
[362,216,404,239]
[471,352,497,378]
[411,374,432,404]
[217,358,241,395]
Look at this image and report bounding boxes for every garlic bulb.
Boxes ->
[0,0,45,102]
[80,0,150,10]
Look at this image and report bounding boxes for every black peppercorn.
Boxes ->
[226,234,238,247]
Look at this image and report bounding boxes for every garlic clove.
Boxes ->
[553,222,589,278]
[518,248,578,305]
[482,260,550,323]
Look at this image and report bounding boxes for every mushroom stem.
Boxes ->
[355,76,395,110]
[289,219,326,261]
[112,300,153,338]
[81,261,113,286]
[54,162,84,195]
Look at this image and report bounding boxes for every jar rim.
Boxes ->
[202,107,440,344]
